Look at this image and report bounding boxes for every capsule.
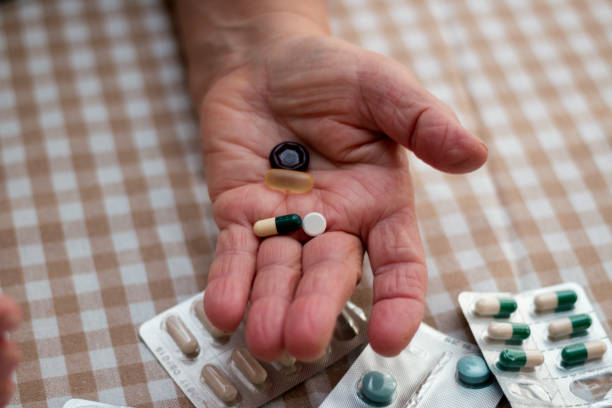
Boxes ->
[487,322,531,341]
[202,364,238,402]
[276,351,296,367]
[561,340,607,366]
[232,347,267,385]
[265,169,314,193]
[534,289,577,312]
[166,315,200,358]
[194,301,230,338]
[497,349,544,370]
[548,314,592,338]
[474,297,517,317]
[253,214,302,237]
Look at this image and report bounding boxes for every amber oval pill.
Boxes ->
[232,347,268,385]
[269,142,310,171]
[166,315,200,358]
[265,169,314,193]
[202,364,238,403]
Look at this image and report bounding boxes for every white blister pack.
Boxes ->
[459,282,612,407]
[139,291,368,407]
[62,399,130,408]
[320,323,503,407]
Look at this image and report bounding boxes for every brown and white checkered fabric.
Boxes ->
[1,0,610,407]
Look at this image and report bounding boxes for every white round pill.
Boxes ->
[302,212,326,236]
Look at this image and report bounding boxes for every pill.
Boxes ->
[265,169,314,193]
[232,347,267,385]
[166,315,200,358]
[534,289,577,312]
[561,340,607,365]
[194,301,229,338]
[269,141,310,171]
[253,214,302,237]
[474,297,517,317]
[201,364,238,403]
[456,355,491,386]
[548,314,592,338]
[276,351,296,367]
[302,212,327,237]
[497,349,544,370]
[359,371,397,405]
[487,322,531,341]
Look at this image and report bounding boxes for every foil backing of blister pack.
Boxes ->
[319,323,503,408]
[459,282,612,407]
[139,291,368,408]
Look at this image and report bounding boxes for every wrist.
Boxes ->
[173,0,330,105]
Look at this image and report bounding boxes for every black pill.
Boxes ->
[269,142,309,171]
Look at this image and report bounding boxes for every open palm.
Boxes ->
[199,35,487,361]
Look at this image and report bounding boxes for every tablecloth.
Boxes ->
[1,0,610,407]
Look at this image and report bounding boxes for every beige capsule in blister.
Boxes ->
[202,364,239,403]
[232,347,268,385]
[194,300,230,339]
[166,315,199,358]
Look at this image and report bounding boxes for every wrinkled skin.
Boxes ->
[0,296,21,407]
[199,34,487,362]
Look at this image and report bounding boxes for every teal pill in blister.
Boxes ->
[359,371,397,406]
[457,355,491,386]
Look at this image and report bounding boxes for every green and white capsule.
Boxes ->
[487,322,531,341]
[548,314,592,338]
[497,349,544,370]
[534,289,577,312]
[253,214,302,237]
[475,297,517,317]
[561,340,607,366]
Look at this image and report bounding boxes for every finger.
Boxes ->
[356,52,487,173]
[284,232,363,361]
[204,224,259,333]
[0,339,20,378]
[366,206,427,357]
[0,297,21,332]
[0,378,14,407]
[245,236,302,361]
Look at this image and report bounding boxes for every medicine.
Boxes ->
[265,169,314,193]
[166,315,199,358]
[253,214,302,237]
[201,364,238,403]
[276,351,296,367]
[474,297,517,317]
[548,314,592,338]
[359,371,396,406]
[194,301,229,338]
[534,289,577,312]
[456,355,491,386]
[302,212,327,236]
[232,347,267,385]
[269,141,310,171]
[561,340,607,365]
[497,349,544,370]
[487,322,530,341]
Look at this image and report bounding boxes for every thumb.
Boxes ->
[356,54,487,173]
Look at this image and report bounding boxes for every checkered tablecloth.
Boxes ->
[1,0,610,407]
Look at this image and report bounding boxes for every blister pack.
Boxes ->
[139,291,368,407]
[319,323,503,407]
[459,282,612,407]
[62,399,130,408]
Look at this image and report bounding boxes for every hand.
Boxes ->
[197,33,487,361]
[0,296,21,407]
